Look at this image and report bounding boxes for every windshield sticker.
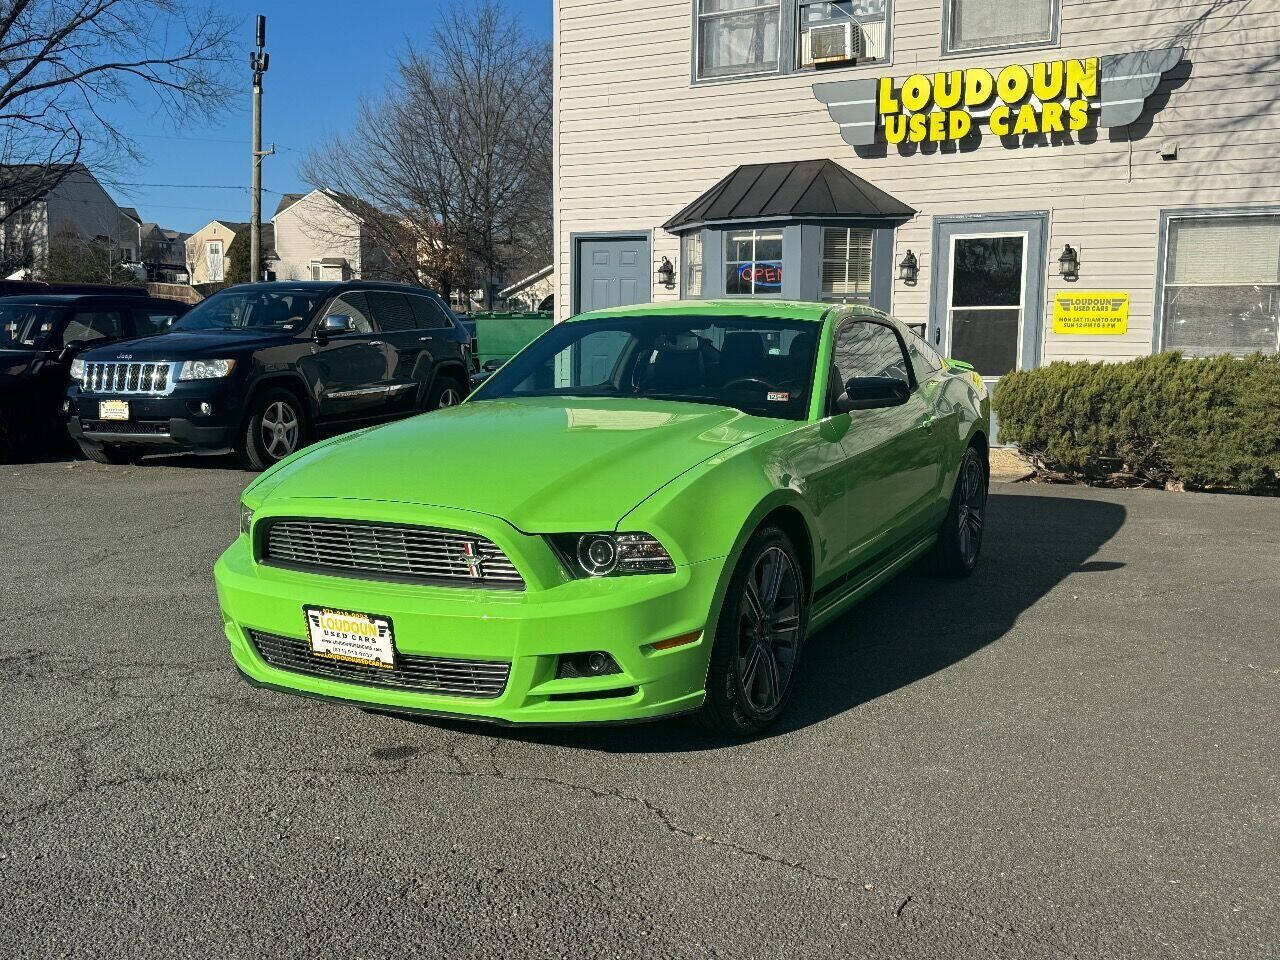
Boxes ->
[767,391,790,402]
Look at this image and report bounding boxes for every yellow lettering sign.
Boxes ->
[1053,292,1130,335]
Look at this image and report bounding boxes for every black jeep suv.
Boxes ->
[66,281,472,469]
[1,292,188,459]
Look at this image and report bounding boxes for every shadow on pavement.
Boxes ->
[457,491,1128,753]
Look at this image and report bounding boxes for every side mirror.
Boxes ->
[836,376,910,412]
[481,358,503,372]
[318,314,354,339]
[58,339,86,363]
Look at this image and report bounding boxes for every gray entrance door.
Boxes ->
[575,235,650,315]
[929,214,1047,395]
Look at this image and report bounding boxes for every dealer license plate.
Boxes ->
[304,606,396,669]
[98,399,130,421]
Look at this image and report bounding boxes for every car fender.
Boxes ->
[242,370,316,423]
[421,360,469,402]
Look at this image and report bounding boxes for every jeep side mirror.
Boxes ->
[481,358,503,372]
[318,314,354,339]
[836,376,909,412]
[58,339,86,363]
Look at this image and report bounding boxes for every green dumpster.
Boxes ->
[472,311,553,369]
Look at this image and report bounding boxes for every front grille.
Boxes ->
[82,361,175,395]
[81,420,170,435]
[262,519,524,589]
[248,630,510,698]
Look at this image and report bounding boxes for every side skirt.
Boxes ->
[808,532,937,632]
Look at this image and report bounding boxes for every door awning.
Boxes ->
[662,160,914,233]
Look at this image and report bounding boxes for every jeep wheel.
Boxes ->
[236,388,308,471]
[425,376,465,411]
[77,439,137,465]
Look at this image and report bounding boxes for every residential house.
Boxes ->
[140,223,191,283]
[0,164,127,278]
[184,219,246,285]
[117,207,143,263]
[273,188,390,281]
[497,264,554,311]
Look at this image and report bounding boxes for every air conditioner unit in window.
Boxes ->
[804,22,863,66]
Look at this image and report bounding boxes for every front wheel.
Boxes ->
[76,439,137,465]
[926,445,988,578]
[697,525,808,738]
[236,388,308,471]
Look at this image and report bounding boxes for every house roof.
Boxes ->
[662,160,915,232]
[274,193,306,216]
[498,264,553,299]
[119,206,142,223]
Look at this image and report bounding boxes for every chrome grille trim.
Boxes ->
[261,518,525,589]
[82,361,178,395]
[248,630,510,698]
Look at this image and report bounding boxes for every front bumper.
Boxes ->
[214,523,725,725]
[66,381,242,450]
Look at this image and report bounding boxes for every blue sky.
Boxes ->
[107,0,551,232]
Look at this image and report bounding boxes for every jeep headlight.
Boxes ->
[179,359,237,380]
[548,532,675,578]
[70,358,85,380]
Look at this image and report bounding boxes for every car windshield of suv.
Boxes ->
[471,315,819,420]
[172,289,322,333]
[0,303,65,348]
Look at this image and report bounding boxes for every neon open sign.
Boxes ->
[739,261,783,288]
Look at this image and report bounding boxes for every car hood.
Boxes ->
[80,330,293,361]
[253,396,782,531]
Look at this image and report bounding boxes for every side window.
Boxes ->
[408,295,453,330]
[831,319,911,399]
[323,293,374,334]
[132,305,180,338]
[365,291,415,332]
[905,331,945,381]
[63,310,124,344]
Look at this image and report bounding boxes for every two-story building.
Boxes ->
[272,189,392,282]
[554,0,1280,388]
[0,164,130,278]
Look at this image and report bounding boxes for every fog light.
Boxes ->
[556,651,621,679]
[198,402,212,416]
[61,399,71,414]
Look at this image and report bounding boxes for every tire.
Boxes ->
[235,388,308,471]
[76,439,136,465]
[424,375,465,411]
[926,445,988,578]
[696,525,808,738]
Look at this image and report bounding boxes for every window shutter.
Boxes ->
[821,227,873,297]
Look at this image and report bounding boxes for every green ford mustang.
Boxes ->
[216,300,990,735]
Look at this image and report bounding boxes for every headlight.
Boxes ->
[179,359,237,380]
[70,358,85,380]
[549,532,675,577]
[240,506,254,537]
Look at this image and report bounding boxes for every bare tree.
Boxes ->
[303,0,551,305]
[0,0,236,225]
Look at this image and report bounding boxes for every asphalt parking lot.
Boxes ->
[1,458,1277,959]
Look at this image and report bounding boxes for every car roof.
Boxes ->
[217,280,445,297]
[568,299,887,324]
[0,294,177,305]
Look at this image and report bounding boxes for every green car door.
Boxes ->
[830,316,944,571]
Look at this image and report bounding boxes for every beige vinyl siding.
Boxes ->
[554,0,1280,362]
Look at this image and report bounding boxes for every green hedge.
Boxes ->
[993,352,1280,493]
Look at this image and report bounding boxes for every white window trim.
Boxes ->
[940,0,1060,58]
[725,228,785,297]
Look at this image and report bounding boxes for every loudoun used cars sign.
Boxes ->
[814,46,1183,148]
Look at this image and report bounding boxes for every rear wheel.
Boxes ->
[424,375,465,411]
[927,445,988,578]
[76,439,137,465]
[236,388,308,471]
[697,525,808,737]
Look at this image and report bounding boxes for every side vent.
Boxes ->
[804,23,861,66]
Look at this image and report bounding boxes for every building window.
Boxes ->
[725,229,784,296]
[309,259,323,280]
[798,0,889,66]
[682,233,703,296]
[1161,213,1280,357]
[943,0,1057,55]
[696,0,780,80]
[821,227,873,301]
[206,240,224,282]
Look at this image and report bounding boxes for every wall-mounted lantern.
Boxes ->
[1058,244,1080,283]
[656,256,676,290]
[897,249,919,286]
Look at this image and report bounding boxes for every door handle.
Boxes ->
[369,340,385,346]
[934,328,941,346]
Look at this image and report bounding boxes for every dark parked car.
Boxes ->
[0,293,188,458]
[65,281,473,469]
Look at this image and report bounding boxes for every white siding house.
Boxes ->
[273,189,390,282]
[554,0,1280,373]
[0,165,128,277]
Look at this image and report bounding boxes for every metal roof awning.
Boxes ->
[662,160,915,233]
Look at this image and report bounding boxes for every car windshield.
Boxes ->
[0,303,65,349]
[471,315,819,420]
[172,289,322,333]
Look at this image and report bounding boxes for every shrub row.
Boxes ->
[992,352,1280,493]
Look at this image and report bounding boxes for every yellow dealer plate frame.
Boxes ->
[1053,292,1129,335]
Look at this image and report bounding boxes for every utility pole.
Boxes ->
[249,14,273,283]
